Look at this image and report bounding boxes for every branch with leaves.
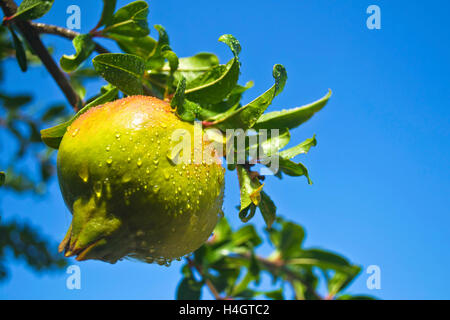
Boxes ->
[0,0,375,299]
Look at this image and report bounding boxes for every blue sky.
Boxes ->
[1,0,449,299]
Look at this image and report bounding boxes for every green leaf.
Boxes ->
[277,221,305,260]
[170,78,201,122]
[145,25,170,70]
[41,86,119,149]
[265,288,284,300]
[104,0,149,37]
[198,81,253,121]
[236,165,264,222]
[60,34,95,72]
[213,218,232,243]
[267,218,305,259]
[259,191,276,228]
[176,277,203,300]
[279,134,316,159]
[167,53,219,83]
[252,128,291,157]
[96,0,117,28]
[278,157,312,184]
[0,93,32,109]
[161,46,179,74]
[9,27,27,72]
[218,34,241,57]
[0,172,5,187]
[231,225,261,247]
[288,249,355,273]
[184,35,241,105]
[253,89,331,130]
[12,0,54,21]
[93,53,145,95]
[109,34,157,58]
[211,64,287,130]
[327,266,362,296]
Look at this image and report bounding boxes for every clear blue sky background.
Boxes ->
[0,0,449,299]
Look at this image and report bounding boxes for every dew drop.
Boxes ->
[72,128,80,137]
[93,181,102,198]
[137,158,142,167]
[78,166,89,183]
[106,157,113,165]
[152,185,160,194]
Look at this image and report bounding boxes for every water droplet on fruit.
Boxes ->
[106,157,113,165]
[137,158,142,167]
[106,145,111,152]
[71,128,79,137]
[152,185,160,194]
[93,181,102,198]
[78,166,89,183]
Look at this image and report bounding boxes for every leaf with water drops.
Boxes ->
[93,53,146,95]
[103,0,149,37]
[171,77,202,122]
[11,0,54,21]
[184,35,241,105]
[253,90,331,130]
[209,64,287,130]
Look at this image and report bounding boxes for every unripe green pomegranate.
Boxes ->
[57,96,225,265]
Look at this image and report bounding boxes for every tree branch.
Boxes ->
[0,0,81,111]
[30,22,110,54]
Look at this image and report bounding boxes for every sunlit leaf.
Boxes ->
[253,90,331,130]
[327,265,362,296]
[110,34,157,58]
[278,157,312,184]
[279,134,316,159]
[103,0,149,37]
[237,165,263,222]
[60,34,95,72]
[12,0,54,21]
[96,0,117,28]
[210,64,287,130]
[184,35,241,105]
[93,53,145,95]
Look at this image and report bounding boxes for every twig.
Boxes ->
[186,257,224,300]
[30,22,110,54]
[1,0,81,111]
